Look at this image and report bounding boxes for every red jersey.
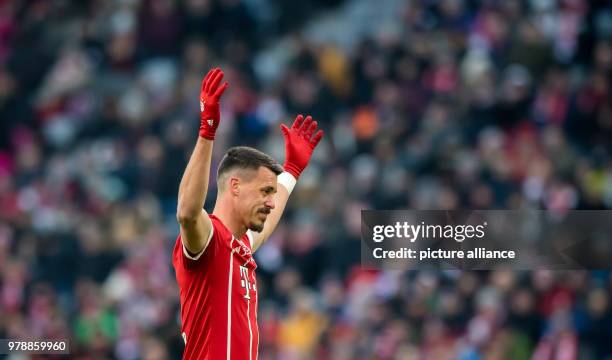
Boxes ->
[173,214,259,360]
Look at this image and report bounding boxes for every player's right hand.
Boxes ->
[199,68,229,140]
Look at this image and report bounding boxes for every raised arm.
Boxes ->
[251,115,324,251]
[176,68,229,255]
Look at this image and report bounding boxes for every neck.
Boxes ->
[212,195,247,239]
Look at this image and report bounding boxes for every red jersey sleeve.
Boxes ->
[173,223,216,271]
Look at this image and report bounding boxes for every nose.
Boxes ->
[265,197,275,210]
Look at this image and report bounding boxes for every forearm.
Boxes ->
[177,138,213,220]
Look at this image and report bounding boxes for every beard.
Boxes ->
[248,222,264,232]
[248,207,271,232]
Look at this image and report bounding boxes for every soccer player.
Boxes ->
[172,68,324,359]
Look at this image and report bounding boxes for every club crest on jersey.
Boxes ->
[233,240,252,258]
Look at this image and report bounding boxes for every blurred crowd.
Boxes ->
[0,0,612,359]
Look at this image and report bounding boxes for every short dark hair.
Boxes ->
[217,146,283,186]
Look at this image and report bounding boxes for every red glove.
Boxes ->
[280,115,324,179]
[199,68,229,140]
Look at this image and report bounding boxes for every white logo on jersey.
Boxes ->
[182,332,187,345]
[239,265,256,300]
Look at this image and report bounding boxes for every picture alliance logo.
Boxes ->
[372,221,488,243]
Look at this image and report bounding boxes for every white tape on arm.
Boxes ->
[277,172,297,194]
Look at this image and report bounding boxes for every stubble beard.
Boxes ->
[248,221,264,232]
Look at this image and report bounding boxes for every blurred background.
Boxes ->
[0,0,611,359]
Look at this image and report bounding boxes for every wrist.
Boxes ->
[277,172,297,194]
[282,163,302,179]
[199,130,215,140]
[199,118,217,140]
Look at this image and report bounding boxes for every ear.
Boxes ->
[229,177,240,196]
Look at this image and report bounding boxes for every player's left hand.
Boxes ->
[280,114,324,179]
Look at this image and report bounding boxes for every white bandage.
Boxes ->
[277,172,297,194]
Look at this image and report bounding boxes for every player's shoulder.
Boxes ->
[208,214,253,249]
[173,216,219,270]
[207,213,221,228]
[207,214,231,239]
